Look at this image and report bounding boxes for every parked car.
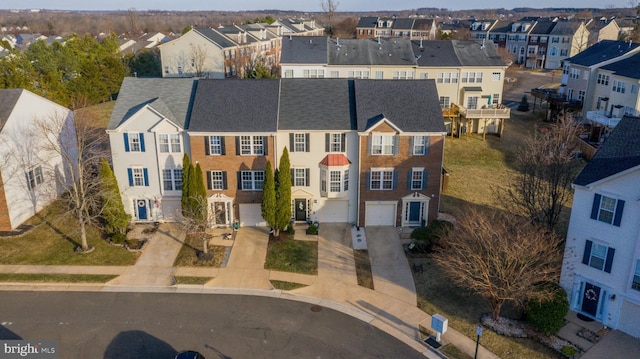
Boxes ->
[175,351,205,359]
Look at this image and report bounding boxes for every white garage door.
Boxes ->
[161,198,180,221]
[238,203,267,226]
[365,202,396,226]
[618,300,640,338]
[316,200,348,223]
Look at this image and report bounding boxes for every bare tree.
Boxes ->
[176,193,212,260]
[190,44,208,77]
[499,120,584,231]
[433,208,563,320]
[126,8,141,35]
[320,0,340,36]
[32,100,108,252]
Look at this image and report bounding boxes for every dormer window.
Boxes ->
[512,23,519,32]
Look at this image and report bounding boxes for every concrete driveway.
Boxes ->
[365,226,417,306]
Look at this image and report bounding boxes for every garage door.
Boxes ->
[238,203,267,226]
[161,198,180,221]
[618,300,640,338]
[365,202,396,226]
[316,200,348,223]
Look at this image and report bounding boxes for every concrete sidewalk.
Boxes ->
[0,223,499,359]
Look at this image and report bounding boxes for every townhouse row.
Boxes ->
[107,78,446,228]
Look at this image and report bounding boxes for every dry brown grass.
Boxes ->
[353,249,374,289]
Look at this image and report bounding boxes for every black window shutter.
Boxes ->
[263,136,268,155]
[205,136,210,155]
[366,171,371,189]
[237,172,242,190]
[305,168,310,186]
[341,133,346,152]
[392,170,398,189]
[409,136,414,155]
[425,136,430,155]
[423,170,428,189]
[222,172,228,189]
[604,247,615,273]
[582,240,593,265]
[325,133,330,152]
[613,200,625,227]
[235,136,240,155]
[206,171,212,189]
[305,133,310,152]
[220,137,226,155]
[289,133,295,152]
[290,169,295,186]
[407,170,412,189]
[590,193,601,220]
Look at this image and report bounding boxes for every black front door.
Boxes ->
[581,282,601,317]
[295,199,306,221]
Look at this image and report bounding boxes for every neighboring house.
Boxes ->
[118,32,170,54]
[587,17,620,46]
[108,77,446,228]
[159,25,281,79]
[545,21,589,70]
[0,89,73,231]
[106,77,197,222]
[14,33,46,49]
[280,37,509,136]
[560,115,640,339]
[356,17,436,40]
[560,40,640,125]
[272,18,324,37]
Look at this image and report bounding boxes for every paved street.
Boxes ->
[0,291,424,359]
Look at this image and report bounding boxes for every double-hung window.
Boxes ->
[207,136,224,155]
[240,171,264,190]
[582,240,615,273]
[371,134,395,155]
[239,136,264,155]
[370,169,394,190]
[292,168,309,187]
[159,134,181,153]
[329,171,342,192]
[162,169,183,191]
[410,168,425,190]
[590,193,624,226]
[128,167,149,187]
[208,171,226,190]
[26,166,44,190]
[327,133,345,152]
[412,136,428,155]
[124,132,145,152]
[293,133,307,152]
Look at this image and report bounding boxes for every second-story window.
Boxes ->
[159,134,181,153]
[239,136,264,155]
[371,134,395,155]
[412,136,428,155]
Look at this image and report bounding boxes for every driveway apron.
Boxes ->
[365,226,417,306]
[105,223,184,288]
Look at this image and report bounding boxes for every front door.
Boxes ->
[581,282,601,317]
[213,202,227,226]
[409,202,421,223]
[136,199,148,220]
[295,199,306,221]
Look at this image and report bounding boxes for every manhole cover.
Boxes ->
[310,305,322,312]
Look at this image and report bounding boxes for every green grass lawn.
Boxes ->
[0,204,138,266]
[264,237,318,275]
[173,235,226,267]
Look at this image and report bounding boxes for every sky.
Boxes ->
[4,1,634,12]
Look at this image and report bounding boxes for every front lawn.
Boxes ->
[173,234,226,267]
[264,236,317,275]
[0,274,117,283]
[0,204,138,266]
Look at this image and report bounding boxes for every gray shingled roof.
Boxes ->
[490,20,513,33]
[574,116,640,186]
[0,89,22,132]
[530,20,556,35]
[193,28,237,48]
[278,79,355,131]
[188,79,279,132]
[354,79,446,133]
[356,16,379,28]
[452,40,505,66]
[413,40,461,67]
[550,21,581,35]
[328,38,415,66]
[392,18,414,30]
[107,77,197,130]
[280,36,327,64]
[599,52,640,79]
[565,40,640,66]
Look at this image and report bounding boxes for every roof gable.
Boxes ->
[0,89,23,132]
[565,40,640,66]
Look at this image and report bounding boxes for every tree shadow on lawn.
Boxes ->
[36,214,82,249]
